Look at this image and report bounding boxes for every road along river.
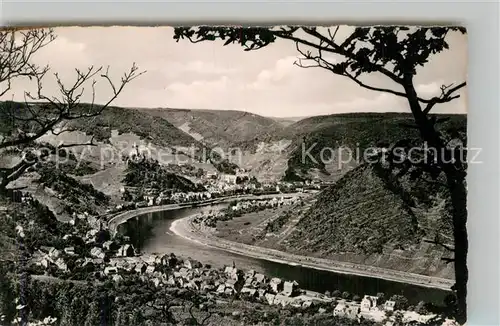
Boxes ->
[111,195,453,306]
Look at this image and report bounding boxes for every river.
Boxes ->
[116,203,452,306]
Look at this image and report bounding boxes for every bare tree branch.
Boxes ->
[343,71,409,98]
[328,26,340,42]
[0,29,55,97]
[292,37,465,109]
[299,27,403,84]
[1,63,145,150]
[0,28,145,190]
[423,82,467,114]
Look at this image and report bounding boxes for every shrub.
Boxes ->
[390,294,410,310]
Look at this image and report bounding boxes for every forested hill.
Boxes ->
[277,112,467,181]
[285,159,456,279]
[135,107,285,149]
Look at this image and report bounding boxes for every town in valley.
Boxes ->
[0,25,468,325]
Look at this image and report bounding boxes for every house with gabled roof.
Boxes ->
[361,295,379,312]
[384,300,396,311]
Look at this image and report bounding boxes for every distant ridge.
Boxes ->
[135,107,285,150]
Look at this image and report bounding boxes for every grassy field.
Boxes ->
[214,206,290,244]
[213,199,315,252]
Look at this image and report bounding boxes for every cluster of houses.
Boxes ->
[152,191,213,206]
[192,196,302,227]
[202,167,249,184]
[106,165,327,216]
[333,295,439,325]
[334,295,396,321]
[200,168,323,196]
[26,207,315,309]
[118,187,214,208]
[121,148,322,194]
[111,179,312,217]
[31,229,328,311]
[93,253,445,326]
[31,210,136,276]
[23,206,456,326]
[229,196,301,212]
[33,246,70,272]
[33,238,136,276]
[202,177,254,194]
[29,215,329,312]
[98,254,332,310]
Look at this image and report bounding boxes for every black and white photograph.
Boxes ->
[0,25,468,326]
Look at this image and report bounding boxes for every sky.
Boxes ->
[1,26,468,118]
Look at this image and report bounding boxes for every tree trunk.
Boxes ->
[402,76,468,323]
[446,172,468,324]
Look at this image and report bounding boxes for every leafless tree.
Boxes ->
[0,28,145,191]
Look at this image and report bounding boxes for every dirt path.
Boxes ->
[276,202,315,245]
[275,214,303,245]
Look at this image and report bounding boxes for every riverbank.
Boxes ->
[170,214,455,292]
[107,194,454,292]
[107,193,308,233]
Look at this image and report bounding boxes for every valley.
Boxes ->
[0,100,465,326]
[0,25,470,326]
[1,101,466,278]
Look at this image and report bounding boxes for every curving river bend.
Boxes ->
[115,203,451,306]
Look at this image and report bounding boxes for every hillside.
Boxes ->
[135,107,285,149]
[34,162,110,216]
[283,162,455,278]
[0,194,76,263]
[278,112,467,181]
[123,157,206,192]
[1,102,240,216]
[0,139,113,220]
[67,105,200,148]
[6,170,110,222]
[1,101,197,148]
[270,116,309,127]
[1,101,467,185]
[1,101,218,161]
[67,106,466,185]
[62,105,242,174]
[228,112,466,182]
